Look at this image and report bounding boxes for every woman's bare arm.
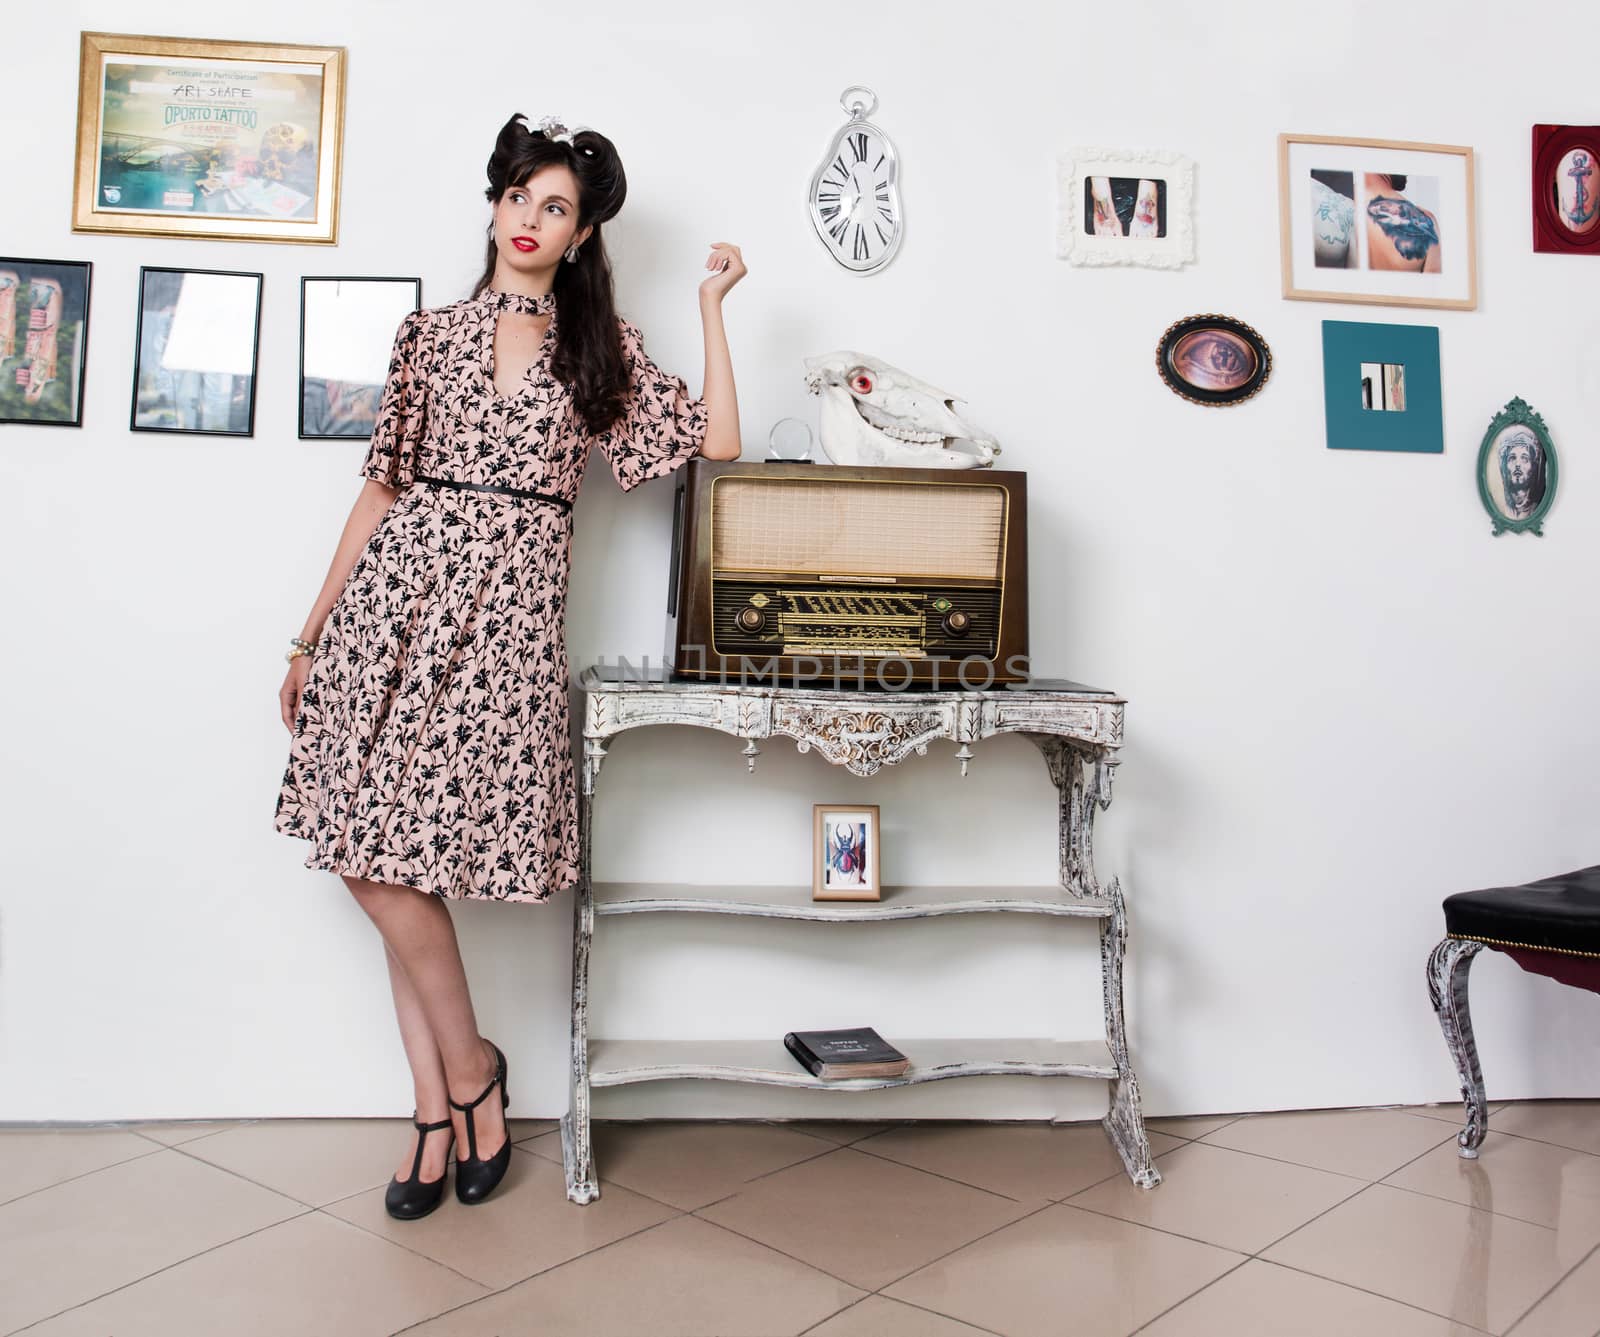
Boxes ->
[279,477,400,728]
[696,242,746,461]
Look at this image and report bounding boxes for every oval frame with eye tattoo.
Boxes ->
[1155,314,1272,406]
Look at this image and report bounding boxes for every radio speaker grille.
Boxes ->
[712,478,1005,579]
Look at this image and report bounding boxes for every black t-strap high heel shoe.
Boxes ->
[385,1113,454,1220]
[450,1039,511,1205]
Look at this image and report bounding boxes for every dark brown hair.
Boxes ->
[472,113,630,435]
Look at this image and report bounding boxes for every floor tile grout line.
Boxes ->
[161,1139,340,1213]
[129,1122,252,1148]
[1046,1130,1380,1218]
[384,1208,843,1336]
[1373,1175,1572,1238]
[513,1139,847,1219]
[822,1140,1035,1205]
[791,1290,1010,1337]
[1379,1125,1486,1181]
[0,1141,170,1211]
[1501,1235,1600,1336]
[0,1206,320,1337]
[857,1198,1064,1297]
[1472,1125,1600,1160]
[1247,1178,1378,1260]
[504,1142,701,1216]
[695,1192,1062,1302]
[1256,1255,1497,1333]
[793,1293,877,1337]
[382,1215,697,1335]
[310,1201,529,1294]
[720,1136,1032,1208]
[1054,1191,1308,1261]
[1125,1256,1254,1335]
[760,1118,910,1148]
[1182,1124,1459,1184]
[683,1206,900,1293]
[1149,1113,1248,1141]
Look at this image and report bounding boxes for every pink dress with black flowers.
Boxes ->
[274,288,707,903]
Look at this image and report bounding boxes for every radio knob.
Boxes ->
[736,606,767,633]
[941,609,971,637]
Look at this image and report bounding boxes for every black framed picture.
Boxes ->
[299,276,421,439]
[1155,314,1273,406]
[131,266,262,435]
[0,258,93,427]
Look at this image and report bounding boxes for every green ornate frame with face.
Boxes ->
[1476,397,1557,536]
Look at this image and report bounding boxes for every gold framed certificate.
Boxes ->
[73,31,346,245]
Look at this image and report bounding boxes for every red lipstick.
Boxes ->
[511,237,538,252]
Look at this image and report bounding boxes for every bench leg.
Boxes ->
[1426,937,1487,1158]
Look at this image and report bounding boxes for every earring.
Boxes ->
[564,244,580,263]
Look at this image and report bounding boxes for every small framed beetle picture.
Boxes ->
[813,804,881,901]
[1155,314,1272,406]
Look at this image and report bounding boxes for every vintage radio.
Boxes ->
[665,460,1028,685]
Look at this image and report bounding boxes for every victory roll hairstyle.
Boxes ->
[472,113,632,435]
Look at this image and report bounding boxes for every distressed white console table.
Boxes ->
[561,666,1160,1203]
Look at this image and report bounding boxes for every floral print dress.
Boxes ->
[274,288,708,903]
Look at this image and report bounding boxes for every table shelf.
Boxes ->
[593,881,1113,921]
[588,1037,1118,1089]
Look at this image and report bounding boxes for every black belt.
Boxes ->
[414,473,572,513]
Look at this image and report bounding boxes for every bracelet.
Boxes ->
[285,636,319,664]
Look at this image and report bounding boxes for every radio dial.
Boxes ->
[941,609,971,637]
[736,606,767,633]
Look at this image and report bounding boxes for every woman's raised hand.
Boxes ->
[699,242,746,302]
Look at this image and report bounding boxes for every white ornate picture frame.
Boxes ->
[1057,148,1196,269]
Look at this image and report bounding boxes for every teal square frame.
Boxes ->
[1321,320,1442,453]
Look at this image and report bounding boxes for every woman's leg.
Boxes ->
[344,876,509,1168]
[379,941,452,1181]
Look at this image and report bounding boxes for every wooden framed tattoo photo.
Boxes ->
[1057,147,1196,269]
[73,32,346,244]
[1278,134,1476,310]
[1532,125,1600,253]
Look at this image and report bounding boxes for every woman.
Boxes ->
[273,113,744,1219]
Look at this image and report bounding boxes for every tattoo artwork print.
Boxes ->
[1367,197,1440,262]
[1310,175,1356,268]
[1085,176,1166,238]
[1558,148,1598,232]
[1170,329,1255,391]
[1363,174,1441,271]
[1496,428,1545,519]
[1128,179,1161,238]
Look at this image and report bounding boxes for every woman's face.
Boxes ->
[491,163,592,282]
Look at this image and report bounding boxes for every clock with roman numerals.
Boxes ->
[807,86,904,275]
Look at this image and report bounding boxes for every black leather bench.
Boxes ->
[1428,864,1600,1157]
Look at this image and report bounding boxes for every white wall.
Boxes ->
[4,0,1598,1124]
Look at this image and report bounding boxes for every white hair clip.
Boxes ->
[537,115,575,145]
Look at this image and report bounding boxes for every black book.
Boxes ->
[783,1027,910,1080]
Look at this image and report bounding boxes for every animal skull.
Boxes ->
[804,351,1000,469]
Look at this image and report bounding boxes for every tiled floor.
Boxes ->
[2,1102,1599,1336]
